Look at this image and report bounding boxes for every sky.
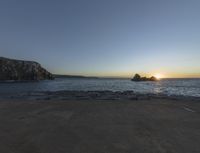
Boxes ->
[0,0,200,78]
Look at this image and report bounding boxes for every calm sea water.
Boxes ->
[0,78,200,97]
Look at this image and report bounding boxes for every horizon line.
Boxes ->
[53,74,200,79]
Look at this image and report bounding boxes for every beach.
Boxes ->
[0,97,200,153]
[1,0,200,152]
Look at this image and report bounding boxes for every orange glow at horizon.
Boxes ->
[58,70,200,78]
[154,73,163,79]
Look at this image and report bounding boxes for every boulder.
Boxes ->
[132,73,141,81]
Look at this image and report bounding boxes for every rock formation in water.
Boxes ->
[131,74,157,81]
[0,57,54,81]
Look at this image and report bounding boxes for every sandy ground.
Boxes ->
[0,99,200,153]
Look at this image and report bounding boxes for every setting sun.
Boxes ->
[154,74,163,79]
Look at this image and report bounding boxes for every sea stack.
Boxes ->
[0,57,54,81]
[131,74,157,81]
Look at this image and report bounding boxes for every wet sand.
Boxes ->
[0,99,200,153]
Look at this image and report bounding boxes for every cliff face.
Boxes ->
[0,57,54,81]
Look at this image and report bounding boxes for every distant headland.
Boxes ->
[53,74,99,79]
[131,74,157,81]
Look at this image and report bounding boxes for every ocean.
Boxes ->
[0,78,200,97]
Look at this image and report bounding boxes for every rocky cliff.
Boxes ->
[131,74,157,81]
[0,57,54,81]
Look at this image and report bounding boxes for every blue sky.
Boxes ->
[0,0,200,77]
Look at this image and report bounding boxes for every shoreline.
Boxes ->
[0,90,199,101]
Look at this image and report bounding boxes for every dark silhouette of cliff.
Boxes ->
[131,74,157,81]
[0,57,53,81]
